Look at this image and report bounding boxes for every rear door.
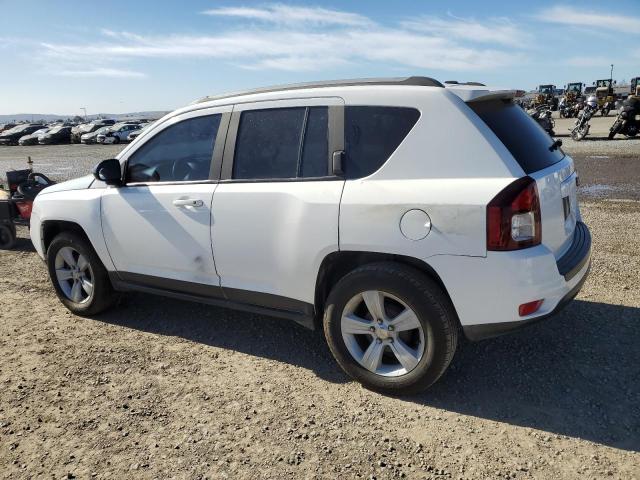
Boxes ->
[469,99,578,257]
[211,97,345,307]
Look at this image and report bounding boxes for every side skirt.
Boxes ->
[108,272,316,330]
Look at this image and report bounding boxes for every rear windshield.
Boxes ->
[469,100,564,174]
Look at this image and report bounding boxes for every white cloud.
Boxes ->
[536,6,640,34]
[401,14,529,47]
[201,4,373,27]
[41,10,525,73]
[55,67,146,78]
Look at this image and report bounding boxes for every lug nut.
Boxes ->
[377,319,383,325]
[369,326,375,332]
[387,325,394,331]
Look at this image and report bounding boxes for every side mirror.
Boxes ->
[93,158,122,186]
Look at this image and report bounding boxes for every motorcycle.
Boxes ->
[528,105,555,135]
[570,95,598,141]
[608,95,640,139]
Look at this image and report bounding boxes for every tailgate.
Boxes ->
[530,156,579,259]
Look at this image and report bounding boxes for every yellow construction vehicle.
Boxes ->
[593,79,616,116]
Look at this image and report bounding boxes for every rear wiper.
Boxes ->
[549,139,563,152]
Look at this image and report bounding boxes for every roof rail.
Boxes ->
[193,76,444,104]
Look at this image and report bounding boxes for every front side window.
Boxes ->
[127,115,221,183]
[232,107,329,180]
[344,106,420,179]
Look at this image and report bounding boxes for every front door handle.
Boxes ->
[173,198,204,208]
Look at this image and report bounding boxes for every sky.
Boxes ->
[1,0,639,115]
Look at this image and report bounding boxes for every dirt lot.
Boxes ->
[1,143,639,479]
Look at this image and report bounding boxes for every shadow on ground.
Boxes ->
[96,292,346,385]
[96,294,639,451]
[413,300,640,452]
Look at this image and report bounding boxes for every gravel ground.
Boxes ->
[0,143,639,479]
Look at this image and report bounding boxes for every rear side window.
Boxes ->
[344,106,420,179]
[469,100,564,174]
[127,115,220,183]
[233,107,329,180]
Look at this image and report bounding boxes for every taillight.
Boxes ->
[487,176,541,251]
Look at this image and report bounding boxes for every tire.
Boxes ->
[323,262,458,395]
[46,232,117,316]
[0,223,16,250]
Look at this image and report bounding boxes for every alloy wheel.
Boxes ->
[54,246,94,304]
[341,290,425,377]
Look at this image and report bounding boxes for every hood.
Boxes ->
[40,174,95,195]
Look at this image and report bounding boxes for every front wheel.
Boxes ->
[571,123,588,141]
[46,232,118,316]
[608,120,623,140]
[323,262,458,395]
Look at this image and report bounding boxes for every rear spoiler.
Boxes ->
[445,85,518,103]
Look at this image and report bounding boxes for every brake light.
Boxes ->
[487,177,541,250]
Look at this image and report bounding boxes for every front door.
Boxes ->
[101,107,230,294]
[211,98,345,309]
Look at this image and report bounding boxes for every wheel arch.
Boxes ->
[314,251,459,328]
[42,220,93,254]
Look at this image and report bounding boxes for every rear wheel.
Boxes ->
[323,262,458,394]
[0,224,16,250]
[46,232,117,315]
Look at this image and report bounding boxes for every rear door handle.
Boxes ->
[173,198,204,208]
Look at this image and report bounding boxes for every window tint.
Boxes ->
[127,115,220,183]
[233,107,329,180]
[344,107,420,179]
[469,101,564,174]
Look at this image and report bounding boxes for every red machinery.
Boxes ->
[0,169,54,249]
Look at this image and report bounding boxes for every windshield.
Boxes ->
[538,86,553,94]
[5,125,30,134]
[567,84,581,92]
[596,80,611,88]
[469,100,565,174]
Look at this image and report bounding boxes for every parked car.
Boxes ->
[19,128,50,146]
[71,120,116,143]
[126,122,155,141]
[0,123,44,145]
[97,123,140,144]
[80,126,111,144]
[30,77,591,394]
[38,125,72,145]
[0,123,16,133]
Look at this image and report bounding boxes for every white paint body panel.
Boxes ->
[212,181,344,303]
[30,188,115,271]
[101,184,219,285]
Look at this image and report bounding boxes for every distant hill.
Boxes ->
[0,111,169,123]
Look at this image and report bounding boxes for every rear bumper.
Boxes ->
[463,261,590,341]
[429,222,592,341]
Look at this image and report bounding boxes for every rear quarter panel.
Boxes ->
[339,88,523,260]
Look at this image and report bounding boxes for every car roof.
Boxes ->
[192,76,444,105]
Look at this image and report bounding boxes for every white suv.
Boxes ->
[30,77,591,394]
